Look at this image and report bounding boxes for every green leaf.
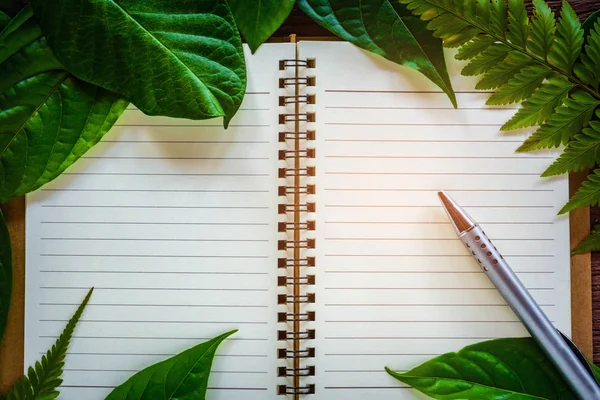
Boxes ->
[573,223,600,254]
[582,10,600,40]
[462,44,510,76]
[229,0,295,53]
[298,0,457,107]
[486,64,551,105]
[574,20,600,90]
[0,209,11,343]
[548,1,584,73]
[518,91,599,151]
[0,6,129,203]
[489,0,507,37]
[31,0,246,127]
[476,51,532,90]
[502,77,574,130]
[543,116,600,176]
[560,168,600,214]
[507,0,529,49]
[5,288,93,400]
[0,10,10,29]
[528,0,555,60]
[386,337,577,400]
[455,36,495,61]
[105,330,237,400]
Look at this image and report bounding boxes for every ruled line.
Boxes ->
[41,189,269,193]
[40,254,268,259]
[40,320,268,324]
[40,205,269,209]
[40,287,268,291]
[40,221,269,226]
[40,238,268,242]
[324,89,493,94]
[39,271,268,275]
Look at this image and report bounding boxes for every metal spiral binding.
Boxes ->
[277,56,316,398]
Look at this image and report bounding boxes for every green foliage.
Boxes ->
[0,10,9,29]
[105,330,237,400]
[386,337,579,399]
[573,224,600,254]
[0,6,129,203]
[297,0,457,107]
[229,0,295,53]
[0,209,11,343]
[4,288,93,400]
[400,0,600,244]
[31,0,247,127]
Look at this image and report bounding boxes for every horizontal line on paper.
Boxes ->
[324,254,553,258]
[114,124,271,127]
[324,89,493,94]
[40,287,268,291]
[40,238,269,242]
[323,336,501,340]
[41,303,268,308]
[324,221,553,225]
[39,271,268,275]
[324,386,412,390]
[63,172,270,176]
[41,320,268,325]
[325,369,403,373]
[39,254,268,259]
[324,155,552,159]
[49,336,267,342]
[58,352,267,357]
[324,287,552,290]
[323,238,553,241]
[324,123,505,126]
[61,385,268,390]
[324,320,521,323]
[325,304,554,307]
[324,139,525,143]
[102,140,270,144]
[324,270,554,274]
[41,189,270,193]
[325,353,439,356]
[81,156,270,160]
[63,368,267,373]
[41,221,269,226]
[325,106,518,110]
[40,205,269,209]
[324,205,552,208]
[325,172,540,176]
[325,188,554,192]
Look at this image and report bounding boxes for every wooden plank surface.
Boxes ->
[0,0,599,390]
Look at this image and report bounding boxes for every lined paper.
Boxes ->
[299,41,570,399]
[25,44,292,399]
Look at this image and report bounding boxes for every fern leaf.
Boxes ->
[476,51,532,90]
[502,77,574,130]
[574,20,600,90]
[5,288,93,400]
[507,0,529,49]
[486,64,551,105]
[560,168,600,214]
[518,92,600,151]
[528,0,555,60]
[455,35,495,60]
[462,44,510,76]
[542,117,600,177]
[548,0,584,72]
[489,0,507,37]
[572,224,600,254]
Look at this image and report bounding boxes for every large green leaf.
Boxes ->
[298,0,457,107]
[0,10,10,29]
[573,224,600,254]
[560,168,600,214]
[105,330,237,400]
[0,209,11,343]
[31,0,246,127]
[582,10,600,40]
[386,337,577,399]
[0,6,129,203]
[229,0,295,53]
[5,288,93,400]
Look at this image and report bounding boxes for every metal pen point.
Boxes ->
[438,191,600,399]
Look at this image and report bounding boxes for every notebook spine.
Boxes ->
[277,57,316,398]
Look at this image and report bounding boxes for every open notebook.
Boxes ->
[24,42,570,399]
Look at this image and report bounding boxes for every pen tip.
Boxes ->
[437,191,475,235]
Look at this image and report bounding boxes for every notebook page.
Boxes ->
[25,43,292,400]
[299,41,570,399]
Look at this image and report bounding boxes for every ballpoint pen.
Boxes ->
[438,191,600,399]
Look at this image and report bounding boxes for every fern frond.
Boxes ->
[542,116,600,176]
[455,36,495,61]
[507,0,529,48]
[486,64,551,105]
[5,288,93,400]
[502,77,574,130]
[572,224,600,254]
[462,44,510,76]
[528,0,555,60]
[548,0,584,73]
[574,20,600,90]
[489,0,507,37]
[476,52,532,90]
[518,92,599,151]
[559,168,600,214]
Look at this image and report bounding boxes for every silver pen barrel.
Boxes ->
[438,191,600,399]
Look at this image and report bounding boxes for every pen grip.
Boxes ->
[460,225,600,399]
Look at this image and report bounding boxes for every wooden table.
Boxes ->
[1,1,599,392]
